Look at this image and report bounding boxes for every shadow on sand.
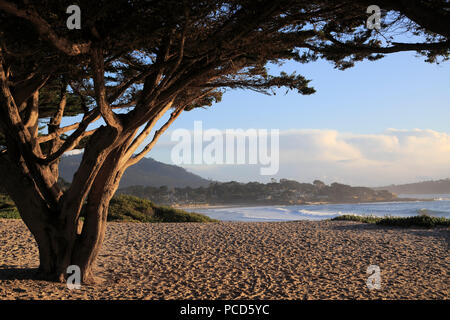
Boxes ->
[330,221,450,247]
[0,267,39,281]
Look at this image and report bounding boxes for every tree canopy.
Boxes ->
[1,1,448,151]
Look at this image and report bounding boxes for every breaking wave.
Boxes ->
[189,196,450,222]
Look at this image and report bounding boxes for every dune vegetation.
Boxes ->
[0,193,216,223]
[0,193,20,219]
[108,194,217,223]
[332,214,450,228]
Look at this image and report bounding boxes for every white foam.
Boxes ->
[297,209,340,217]
[195,199,450,222]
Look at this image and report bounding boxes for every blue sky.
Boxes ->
[166,51,450,133]
[147,52,450,186]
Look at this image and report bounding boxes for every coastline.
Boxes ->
[174,197,434,211]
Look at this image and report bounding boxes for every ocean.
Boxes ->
[187,194,450,222]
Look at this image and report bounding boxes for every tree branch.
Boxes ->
[0,51,60,208]
[37,112,99,164]
[121,99,174,164]
[14,73,51,109]
[125,106,185,168]
[0,0,91,56]
[91,48,122,131]
[305,38,450,55]
[23,91,39,138]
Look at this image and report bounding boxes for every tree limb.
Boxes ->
[91,48,123,131]
[121,99,174,165]
[125,106,185,168]
[0,0,91,56]
[305,39,450,55]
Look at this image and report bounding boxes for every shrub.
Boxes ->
[0,194,20,219]
[332,214,450,228]
[108,194,156,222]
[0,193,217,223]
[154,205,216,222]
[108,194,217,223]
[376,215,450,228]
[0,208,21,219]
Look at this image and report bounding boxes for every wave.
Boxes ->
[297,209,342,217]
[196,200,450,222]
[274,207,290,212]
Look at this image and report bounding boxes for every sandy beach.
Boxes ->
[0,218,448,300]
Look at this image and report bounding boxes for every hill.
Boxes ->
[376,179,450,194]
[59,154,211,188]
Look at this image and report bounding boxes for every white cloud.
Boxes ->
[150,128,450,186]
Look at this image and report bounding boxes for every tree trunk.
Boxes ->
[0,156,60,279]
[1,165,115,284]
[71,148,126,283]
[0,127,134,284]
[0,155,107,284]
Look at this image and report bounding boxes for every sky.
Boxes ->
[145,51,450,187]
[65,50,450,187]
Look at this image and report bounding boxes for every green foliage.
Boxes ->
[332,214,450,228]
[153,204,217,223]
[38,78,89,118]
[108,194,155,222]
[118,179,397,205]
[0,209,21,219]
[0,193,20,219]
[376,215,450,228]
[332,215,381,224]
[108,194,217,223]
[0,193,216,222]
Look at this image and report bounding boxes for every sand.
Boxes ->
[0,218,448,300]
